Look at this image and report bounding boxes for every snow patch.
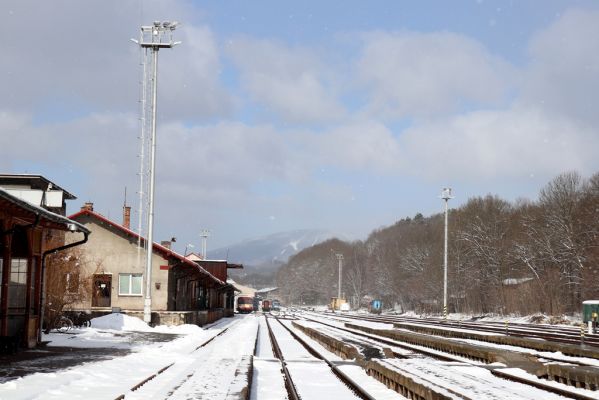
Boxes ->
[91,313,154,331]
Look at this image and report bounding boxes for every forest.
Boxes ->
[276,171,599,316]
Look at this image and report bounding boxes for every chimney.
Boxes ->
[123,206,131,229]
[160,240,172,250]
[81,202,94,212]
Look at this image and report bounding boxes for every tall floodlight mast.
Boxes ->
[336,253,344,299]
[200,229,210,259]
[440,187,454,320]
[132,21,180,324]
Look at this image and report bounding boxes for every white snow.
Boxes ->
[380,358,567,400]
[0,315,240,400]
[3,313,597,400]
[251,359,287,400]
[89,313,155,331]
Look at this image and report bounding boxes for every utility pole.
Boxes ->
[200,229,210,259]
[132,21,180,324]
[441,187,454,320]
[336,253,344,299]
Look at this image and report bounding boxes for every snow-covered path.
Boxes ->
[251,315,287,400]
[128,315,258,400]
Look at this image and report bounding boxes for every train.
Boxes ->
[272,299,281,311]
[262,299,271,312]
[237,295,254,313]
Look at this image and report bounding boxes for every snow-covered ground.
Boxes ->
[0,313,244,400]
[2,312,596,400]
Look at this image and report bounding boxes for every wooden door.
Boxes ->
[92,274,111,307]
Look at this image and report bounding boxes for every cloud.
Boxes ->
[521,8,599,126]
[395,106,598,181]
[356,31,513,120]
[303,121,402,174]
[0,0,232,120]
[225,37,345,124]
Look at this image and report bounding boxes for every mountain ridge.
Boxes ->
[210,229,348,267]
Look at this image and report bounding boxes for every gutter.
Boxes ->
[38,230,89,341]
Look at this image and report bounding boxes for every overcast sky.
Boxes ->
[2,0,599,252]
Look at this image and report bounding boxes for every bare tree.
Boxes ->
[44,248,91,331]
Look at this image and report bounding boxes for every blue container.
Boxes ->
[370,300,382,314]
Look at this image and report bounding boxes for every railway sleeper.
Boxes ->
[291,321,393,361]
[225,355,254,400]
[364,361,462,400]
[349,323,599,393]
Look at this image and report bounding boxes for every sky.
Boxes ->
[1,0,599,252]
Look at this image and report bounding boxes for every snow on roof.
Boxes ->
[255,287,278,294]
[230,280,256,296]
[583,300,599,305]
[502,277,533,286]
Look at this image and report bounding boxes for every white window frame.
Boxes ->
[118,273,143,296]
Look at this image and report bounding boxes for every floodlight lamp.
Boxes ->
[67,223,77,232]
[162,21,170,28]
[153,21,161,27]
[441,187,453,200]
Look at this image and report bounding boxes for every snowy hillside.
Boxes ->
[210,229,346,266]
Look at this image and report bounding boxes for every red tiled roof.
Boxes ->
[68,209,224,285]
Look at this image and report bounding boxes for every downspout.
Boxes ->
[38,230,89,342]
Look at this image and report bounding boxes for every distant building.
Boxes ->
[68,204,241,325]
[0,175,89,352]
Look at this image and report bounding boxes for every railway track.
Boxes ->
[295,315,591,400]
[316,312,599,346]
[308,312,599,367]
[264,314,381,400]
[121,317,257,400]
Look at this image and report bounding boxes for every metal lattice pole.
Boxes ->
[132,21,180,324]
[200,229,210,259]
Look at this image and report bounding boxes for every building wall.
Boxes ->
[69,218,169,312]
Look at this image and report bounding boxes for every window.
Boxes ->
[8,258,28,310]
[118,273,142,296]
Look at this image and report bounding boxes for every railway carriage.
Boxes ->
[236,295,254,313]
[262,299,272,312]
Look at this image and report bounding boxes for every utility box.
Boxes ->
[582,300,599,323]
[330,297,347,311]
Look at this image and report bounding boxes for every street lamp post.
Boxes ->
[441,187,454,320]
[336,253,344,300]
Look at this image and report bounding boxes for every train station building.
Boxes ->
[67,204,241,326]
[0,175,90,352]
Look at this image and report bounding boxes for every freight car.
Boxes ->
[262,299,272,312]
